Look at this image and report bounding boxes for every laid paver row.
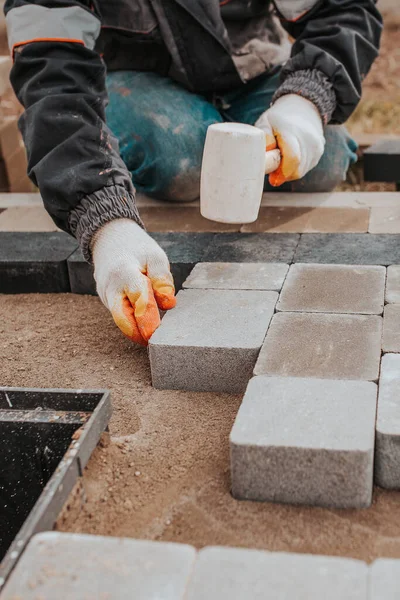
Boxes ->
[2,531,399,599]
[150,262,400,507]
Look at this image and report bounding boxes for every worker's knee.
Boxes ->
[293,125,358,193]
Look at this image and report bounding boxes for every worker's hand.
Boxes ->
[92,219,176,346]
[255,94,325,187]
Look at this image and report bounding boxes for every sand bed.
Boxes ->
[2,293,400,563]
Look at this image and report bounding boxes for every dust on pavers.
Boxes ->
[0,532,196,599]
[383,305,400,353]
[202,232,300,263]
[0,231,77,293]
[369,559,400,600]
[254,312,382,381]
[386,266,400,303]
[294,234,400,266]
[277,263,385,315]
[230,376,377,508]
[186,546,368,600]
[149,289,277,393]
[183,262,289,291]
[375,354,400,489]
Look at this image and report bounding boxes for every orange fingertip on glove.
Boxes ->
[111,277,176,346]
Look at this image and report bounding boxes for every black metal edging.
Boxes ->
[0,387,112,588]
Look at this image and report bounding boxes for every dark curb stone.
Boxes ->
[295,234,400,266]
[364,140,400,183]
[203,233,300,263]
[67,248,96,295]
[0,232,77,293]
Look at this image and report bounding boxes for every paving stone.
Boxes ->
[262,191,400,208]
[383,305,400,353]
[277,264,385,314]
[0,192,42,208]
[140,206,241,232]
[375,354,400,489]
[183,262,288,291]
[0,232,77,293]
[241,206,369,233]
[186,546,368,600]
[230,376,377,508]
[254,312,382,381]
[364,139,400,184]
[203,233,299,263]
[67,247,96,295]
[386,265,400,303]
[0,206,59,231]
[0,531,196,599]
[369,558,400,600]
[294,234,400,265]
[369,207,400,234]
[149,289,277,393]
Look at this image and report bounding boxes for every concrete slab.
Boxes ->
[0,532,196,599]
[202,232,299,263]
[261,191,400,208]
[386,265,400,303]
[0,232,77,293]
[186,546,368,600]
[0,206,59,231]
[383,305,400,353]
[294,234,400,266]
[375,354,400,489]
[370,207,400,234]
[254,312,382,381]
[277,264,385,314]
[241,206,369,233]
[140,206,241,232]
[0,193,42,208]
[149,289,277,393]
[67,248,96,295]
[230,376,377,508]
[369,559,400,600]
[183,262,288,291]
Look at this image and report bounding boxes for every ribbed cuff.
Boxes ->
[68,184,144,262]
[272,69,337,125]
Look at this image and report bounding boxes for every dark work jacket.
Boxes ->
[4,0,382,260]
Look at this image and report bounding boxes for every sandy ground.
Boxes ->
[2,293,400,563]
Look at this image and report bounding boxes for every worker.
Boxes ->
[5,1,382,346]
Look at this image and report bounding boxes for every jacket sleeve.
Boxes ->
[271,0,383,125]
[4,0,143,261]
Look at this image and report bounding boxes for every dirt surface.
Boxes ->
[2,293,400,563]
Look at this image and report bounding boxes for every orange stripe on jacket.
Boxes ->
[12,37,84,58]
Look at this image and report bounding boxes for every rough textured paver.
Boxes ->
[203,233,299,263]
[241,206,369,233]
[369,559,400,599]
[294,234,400,265]
[370,207,400,234]
[386,265,400,303]
[186,547,368,600]
[230,376,377,508]
[0,532,196,599]
[0,206,59,231]
[183,262,288,291]
[383,305,400,353]
[0,231,77,293]
[277,264,385,314]
[254,312,382,381]
[375,354,400,489]
[149,289,277,393]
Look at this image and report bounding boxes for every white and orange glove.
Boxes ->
[92,219,176,346]
[255,94,325,187]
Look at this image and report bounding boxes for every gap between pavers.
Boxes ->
[230,376,377,509]
[375,354,400,489]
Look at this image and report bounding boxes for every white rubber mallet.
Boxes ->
[200,122,281,224]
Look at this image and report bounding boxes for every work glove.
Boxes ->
[92,219,176,346]
[255,94,325,187]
